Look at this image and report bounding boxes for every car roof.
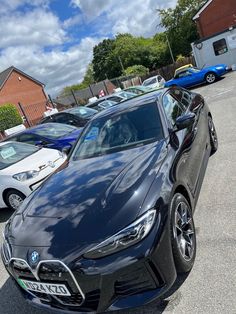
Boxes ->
[4,123,68,139]
[91,88,166,120]
[143,75,158,82]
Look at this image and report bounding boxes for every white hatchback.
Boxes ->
[0,141,67,210]
[142,75,166,89]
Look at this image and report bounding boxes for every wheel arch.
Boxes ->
[204,71,218,80]
[173,185,192,211]
[2,188,24,205]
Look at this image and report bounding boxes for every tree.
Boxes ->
[83,63,95,86]
[158,0,205,58]
[92,39,120,81]
[0,104,22,132]
[124,65,149,76]
[92,33,171,81]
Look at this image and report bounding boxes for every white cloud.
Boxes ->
[0,9,66,48]
[71,0,177,36]
[0,0,50,13]
[0,37,101,96]
[0,0,178,96]
[63,15,83,29]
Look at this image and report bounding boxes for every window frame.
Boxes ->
[213,38,228,56]
[161,90,186,128]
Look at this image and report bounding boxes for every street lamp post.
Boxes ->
[165,33,175,64]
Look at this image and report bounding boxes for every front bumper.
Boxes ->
[2,214,177,313]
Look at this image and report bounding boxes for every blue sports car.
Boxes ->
[165,64,227,88]
[4,123,82,152]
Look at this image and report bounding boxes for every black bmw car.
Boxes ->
[2,87,218,313]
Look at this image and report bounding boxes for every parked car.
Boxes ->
[124,85,153,95]
[86,91,136,109]
[4,123,82,152]
[165,64,227,88]
[0,141,67,210]
[40,106,98,127]
[1,86,218,312]
[95,100,118,111]
[174,64,194,77]
[142,75,165,89]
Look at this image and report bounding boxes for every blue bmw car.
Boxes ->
[165,64,227,88]
[5,123,82,152]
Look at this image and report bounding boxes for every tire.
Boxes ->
[170,193,196,273]
[208,116,218,155]
[205,72,217,84]
[5,189,26,211]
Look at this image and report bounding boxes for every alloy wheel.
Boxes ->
[209,118,218,149]
[173,202,195,261]
[206,73,216,83]
[8,193,23,210]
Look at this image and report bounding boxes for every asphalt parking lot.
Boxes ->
[0,71,235,314]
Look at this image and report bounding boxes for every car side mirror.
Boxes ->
[175,112,195,131]
[62,146,72,155]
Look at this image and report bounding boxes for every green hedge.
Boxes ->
[0,104,23,132]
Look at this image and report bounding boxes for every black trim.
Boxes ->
[29,175,50,191]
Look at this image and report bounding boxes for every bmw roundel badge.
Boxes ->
[31,251,39,264]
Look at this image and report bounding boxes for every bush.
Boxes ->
[176,54,186,62]
[0,104,23,132]
[124,65,149,76]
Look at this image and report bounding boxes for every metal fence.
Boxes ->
[17,100,53,127]
[56,56,195,107]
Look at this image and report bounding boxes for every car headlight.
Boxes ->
[84,209,157,259]
[13,170,39,181]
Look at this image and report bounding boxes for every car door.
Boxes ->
[174,70,196,87]
[162,89,205,194]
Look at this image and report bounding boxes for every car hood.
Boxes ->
[8,140,167,259]
[1,148,63,176]
[60,128,83,142]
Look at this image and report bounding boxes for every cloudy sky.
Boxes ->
[0,0,177,96]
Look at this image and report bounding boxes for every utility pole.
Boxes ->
[165,34,175,64]
[118,55,125,73]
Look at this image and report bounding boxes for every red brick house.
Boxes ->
[193,0,236,38]
[0,66,48,125]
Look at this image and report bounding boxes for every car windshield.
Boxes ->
[69,107,97,118]
[142,77,157,86]
[189,67,200,73]
[71,103,163,160]
[0,142,39,170]
[117,91,136,99]
[98,101,117,109]
[34,123,77,139]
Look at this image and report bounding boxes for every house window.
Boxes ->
[213,38,228,56]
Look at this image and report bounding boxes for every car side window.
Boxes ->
[54,113,78,126]
[170,89,192,109]
[18,134,38,145]
[162,93,185,126]
[178,71,190,78]
[109,96,122,102]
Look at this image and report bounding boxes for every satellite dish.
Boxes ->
[196,42,203,50]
